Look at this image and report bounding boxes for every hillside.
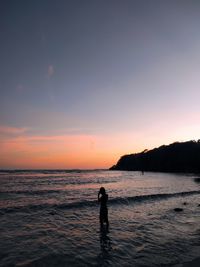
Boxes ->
[110,140,200,173]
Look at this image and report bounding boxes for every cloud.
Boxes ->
[48,65,54,77]
[0,125,28,135]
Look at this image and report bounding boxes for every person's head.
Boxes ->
[99,187,106,195]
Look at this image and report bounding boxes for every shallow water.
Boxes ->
[0,170,200,266]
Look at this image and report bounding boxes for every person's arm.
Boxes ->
[98,191,101,202]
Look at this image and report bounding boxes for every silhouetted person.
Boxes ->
[98,187,109,229]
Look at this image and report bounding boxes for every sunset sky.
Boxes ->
[1,0,200,169]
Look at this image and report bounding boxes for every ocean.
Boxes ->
[0,170,199,267]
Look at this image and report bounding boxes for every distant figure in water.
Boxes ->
[98,187,109,229]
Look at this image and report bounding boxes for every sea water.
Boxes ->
[0,170,200,267]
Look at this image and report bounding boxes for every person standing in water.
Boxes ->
[98,187,109,229]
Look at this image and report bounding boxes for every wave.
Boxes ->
[0,189,62,195]
[1,190,200,215]
[0,181,116,195]
[0,169,106,175]
[123,190,200,203]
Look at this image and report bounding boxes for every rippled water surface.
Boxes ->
[0,170,200,266]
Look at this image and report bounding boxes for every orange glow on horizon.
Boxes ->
[0,133,141,169]
[0,119,200,169]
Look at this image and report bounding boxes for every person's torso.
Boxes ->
[100,194,108,208]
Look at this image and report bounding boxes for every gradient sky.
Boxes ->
[1,0,200,169]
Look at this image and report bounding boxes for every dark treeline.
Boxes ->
[110,140,200,173]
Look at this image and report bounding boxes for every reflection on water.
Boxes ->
[100,227,112,252]
[98,227,112,266]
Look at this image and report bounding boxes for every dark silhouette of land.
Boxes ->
[110,140,200,173]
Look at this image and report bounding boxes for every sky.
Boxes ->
[1,0,200,169]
